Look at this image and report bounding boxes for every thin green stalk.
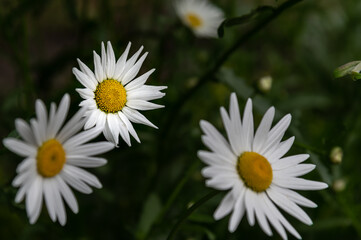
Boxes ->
[166,190,219,240]
[157,161,200,223]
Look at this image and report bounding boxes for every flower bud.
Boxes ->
[332,178,346,192]
[257,76,272,93]
[330,146,343,164]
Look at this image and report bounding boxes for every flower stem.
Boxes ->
[166,190,219,240]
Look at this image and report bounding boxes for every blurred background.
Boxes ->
[1,0,361,239]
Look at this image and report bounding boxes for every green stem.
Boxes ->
[166,190,219,240]
[157,161,200,223]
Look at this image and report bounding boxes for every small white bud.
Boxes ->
[258,76,272,93]
[330,146,343,164]
[332,178,346,192]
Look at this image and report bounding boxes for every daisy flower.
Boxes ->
[73,41,167,146]
[175,0,225,38]
[3,94,114,225]
[198,93,327,239]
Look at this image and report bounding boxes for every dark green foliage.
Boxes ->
[0,0,361,239]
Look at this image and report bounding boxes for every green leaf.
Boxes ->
[218,6,275,37]
[136,193,162,240]
[334,61,361,81]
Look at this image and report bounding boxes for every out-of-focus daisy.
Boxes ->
[175,0,224,38]
[3,94,114,225]
[198,93,327,239]
[73,41,167,146]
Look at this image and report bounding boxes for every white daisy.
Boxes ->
[175,0,225,38]
[73,41,167,146]
[3,94,114,226]
[198,93,328,239]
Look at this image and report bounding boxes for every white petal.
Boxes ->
[101,42,107,74]
[65,165,102,189]
[67,156,107,168]
[254,193,273,236]
[214,191,234,220]
[267,187,312,225]
[66,141,115,156]
[126,86,166,102]
[50,94,70,138]
[61,170,93,194]
[270,185,317,208]
[16,157,34,173]
[56,107,86,143]
[262,195,288,240]
[122,106,157,128]
[107,114,122,146]
[114,42,132,79]
[200,120,236,161]
[228,186,246,232]
[201,136,236,164]
[15,119,36,146]
[118,111,140,143]
[106,41,116,78]
[261,114,291,157]
[241,98,254,152]
[84,109,101,130]
[272,154,310,170]
[267,137,295,163]
[228,93,243,154]
[273,177,328,190]
[244,189,256,226]
[220,107,239,155]
[55,176,79,213]
[73,68,96,91]
[43,180,57,222]
[15,181,31,203]
[205,177,236,190]
[93,51,106,82]
[125,69,156,91]
[25,176,42,217]
[76,88,95,99]
[13,170,34,187]
[52,182,67,226]
[126,99,164,111]
[77,58,98,86]
[35,99,48,139]
[63,127,102,149]
[122,52,148,85]
[275,164,315,177]
[119,46,144,83]
[30,119,43,145]
[253,107,275,153]
[3,138,36,157]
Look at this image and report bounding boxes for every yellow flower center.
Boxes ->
[186,13,202,28]
[237,152,273,192]
[94,79,127,113]
[36,139,66,178]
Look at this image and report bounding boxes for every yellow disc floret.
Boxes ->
[94,79,127,113]
[186,13,203,28]
[37,139,66,178]
[237,151,273,192]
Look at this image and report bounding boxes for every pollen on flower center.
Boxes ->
[37,139,66,178]
[94,79,127,113]
[237,151,273,192]
[186,13,203,28]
